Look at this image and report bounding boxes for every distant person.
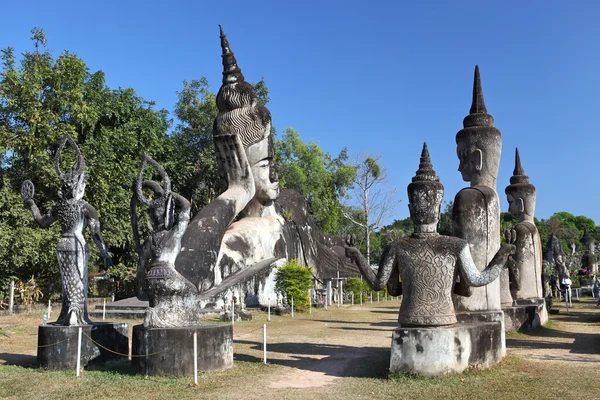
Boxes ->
[593,277,600,306]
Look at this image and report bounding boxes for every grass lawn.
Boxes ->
[1,297,599,399]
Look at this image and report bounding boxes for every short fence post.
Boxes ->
[377,292,380,303]
[360,292,362,305]
[102,299,106,321]
[291,297,294,318]
[370,292,373,304]
[193,331,198,385]
[9,280,14,315]
[351,293,354,306]
[263,324,267,364]
[268,298,271,321]
[308,292,311,314]
[76,327,82,377]
[231,300,235,325]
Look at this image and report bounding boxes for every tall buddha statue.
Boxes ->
[452,65,504,311]
[505,148,543,301]
[580,227,598,275]
[174,26,358,305]
[345,143,515,326]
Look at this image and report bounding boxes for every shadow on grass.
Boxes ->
[234,340,389,379]
[506,308,600,356]
[0,353,37,368]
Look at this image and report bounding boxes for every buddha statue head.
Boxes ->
[456,65,502,189]
[505,148,536,221]
[407,143,444,234]
[214,25,279,207]
[55,134,86,201]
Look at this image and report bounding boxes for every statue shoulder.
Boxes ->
[435,235,468,253]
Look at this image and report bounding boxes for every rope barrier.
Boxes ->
[82,330,194,358]
[37,339,68,348]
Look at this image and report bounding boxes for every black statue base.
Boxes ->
[132,324,233,376]
[37,322,129,370]
[502,298,548,332]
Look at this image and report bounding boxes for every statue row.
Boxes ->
[22,26,583,330]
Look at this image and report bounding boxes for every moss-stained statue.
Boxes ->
[344,143,515,326]
[21,134,112,326]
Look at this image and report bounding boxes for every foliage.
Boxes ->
[105,263,136,300]
[274,259,313,310]
[275,127,356,235]
[14,276,43,305]
[344,277,370,298]
[344,154,398,264]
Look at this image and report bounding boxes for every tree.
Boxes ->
[0,28,171,298]
[274,260,313,310]
[275,127,356,234]
[344,154,397,264]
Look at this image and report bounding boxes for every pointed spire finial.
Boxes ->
[218,25,244,84]
[470,65,487,115]
[413,142,439,182]
[514,148,524,176]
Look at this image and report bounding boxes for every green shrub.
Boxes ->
[275,260,313,311]
[344,277,370,298]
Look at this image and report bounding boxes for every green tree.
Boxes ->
[274,260,313,310]
[275,127,356,234]
[344,277,370,299]
[0,28,171,298]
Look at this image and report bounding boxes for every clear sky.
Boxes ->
[2,1,599,225]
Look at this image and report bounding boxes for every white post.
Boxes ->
[8,280,14,315]
[360,292,362,305]
[76,327,82,377]
[340,281,344,306]
[576,288,579,301]
[385,293,387,302]
[263,324,267,364]
[193,331,198,385]
[351,293,354,306]
[47,300,52,320]
[377,292,380,303]
[308,292,311,314]
[370,292,373,304]
[291,297,294,318]
[568,287,572,307]
[231,300,235,325]
[267,298,271,321]
[102,299,106,321]
[327,280,332,307]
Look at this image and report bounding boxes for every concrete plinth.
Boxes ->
[37,322,129,369]
[132,324,233,376]
[503,298,548,332]
[390,321,503,377]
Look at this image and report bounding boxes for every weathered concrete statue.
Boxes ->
[504,148,543,301]
[132,155,200,328]
[452,65,504,311]
[580,227,598,275]
[345,143,515,326]
[21,134,112,326]
[174,26,357,306]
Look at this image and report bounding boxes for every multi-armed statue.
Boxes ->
[132,155,200,328]
[22,134,112,326]
[345,144,515,376]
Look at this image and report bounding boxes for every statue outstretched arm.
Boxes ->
[345,237,396,291]
[25,199,57,228]
[84,203,112,267]
[457,235,515,287]
[172,192,191,230]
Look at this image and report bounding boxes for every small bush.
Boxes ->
[275,260,313,311]
[344,277,370,298]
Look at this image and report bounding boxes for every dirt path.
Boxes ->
[506,298,600,365]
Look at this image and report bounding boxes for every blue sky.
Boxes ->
[2,1,599,225]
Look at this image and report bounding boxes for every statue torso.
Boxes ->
[55,199,86,237]
[514,221,543,299]
[396,235,465,326]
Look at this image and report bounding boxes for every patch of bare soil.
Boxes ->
[506,298,600,364]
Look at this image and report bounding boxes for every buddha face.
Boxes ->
[408,185,443,230]
[456,142,478,182]
[506,193,524,219]
[246,132,280,205]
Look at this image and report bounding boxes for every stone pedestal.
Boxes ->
[132,324,233,376]
[456,310,506,357]
[503,298,548,332]
[390,321,503,377]
[37,322,129,369]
